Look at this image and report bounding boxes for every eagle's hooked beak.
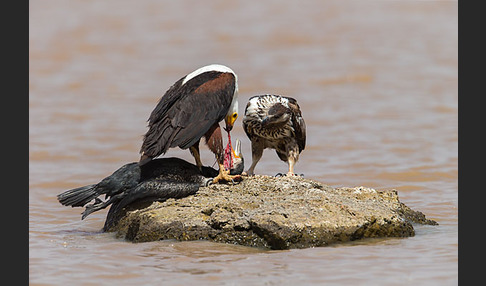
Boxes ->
[225,112,238,132]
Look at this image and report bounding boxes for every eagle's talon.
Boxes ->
[212,172,242,184]
[241,171,254,177]
[212,177,241,184]
[275,173,284,177]
[229,175,242,184]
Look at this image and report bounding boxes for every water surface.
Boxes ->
[30,0,457,284]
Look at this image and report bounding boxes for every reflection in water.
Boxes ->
[30,0,457,284]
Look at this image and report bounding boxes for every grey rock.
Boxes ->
[107,175,437,250]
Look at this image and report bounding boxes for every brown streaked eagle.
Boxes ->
[139,64,240,183]
[242,94,306,176]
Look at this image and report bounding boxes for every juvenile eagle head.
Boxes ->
[261,103,291,127]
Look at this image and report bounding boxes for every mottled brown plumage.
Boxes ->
[242,94,306,176]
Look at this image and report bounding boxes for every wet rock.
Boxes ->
[107,175,437,250]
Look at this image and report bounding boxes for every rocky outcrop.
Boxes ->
[107,175,437,250]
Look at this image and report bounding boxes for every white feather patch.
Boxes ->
[182,64,237,85]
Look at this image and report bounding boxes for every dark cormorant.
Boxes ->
[58,139,244,230]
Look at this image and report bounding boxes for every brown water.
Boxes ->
[29,0,457,284]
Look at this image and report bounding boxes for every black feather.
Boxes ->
[57,184,97,207]
[57,158,230,228]
[139,70,236,164]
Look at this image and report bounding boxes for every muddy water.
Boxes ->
[29,0,457,284]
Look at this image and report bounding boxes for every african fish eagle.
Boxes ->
[139,64,240,183]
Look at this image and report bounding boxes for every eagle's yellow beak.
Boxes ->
[225,112,238,132]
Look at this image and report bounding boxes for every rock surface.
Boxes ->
[107,175,437,250]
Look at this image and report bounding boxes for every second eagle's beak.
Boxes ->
[224,112,238,132]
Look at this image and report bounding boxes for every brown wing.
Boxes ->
[242,100,254,140]
[286,97,306,153]
[140,72,236,161]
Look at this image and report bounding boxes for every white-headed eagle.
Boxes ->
[242,94,306,176]
[139,64,240,183]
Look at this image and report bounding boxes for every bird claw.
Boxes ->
[229,175,243,184]
[212,173,242,185]
[274,172,304,177]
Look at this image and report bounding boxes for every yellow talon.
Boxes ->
[213,164,242,184]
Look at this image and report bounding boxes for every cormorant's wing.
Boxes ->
[103,178,202,231]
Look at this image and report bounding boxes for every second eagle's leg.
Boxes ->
[287,156,296,176]
[243,139,264,176]
[285,149,303,177]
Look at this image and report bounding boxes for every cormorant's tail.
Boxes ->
[57,184,98,207]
